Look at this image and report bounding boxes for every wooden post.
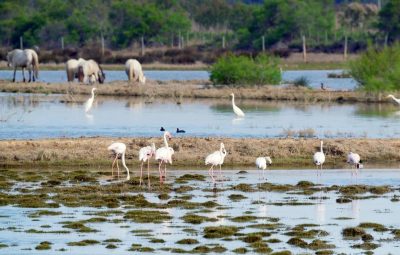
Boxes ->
[262,36,265,52]
[302,35,307,62]
[20,36,23,49]
[178,31,182,49]
[141,36,145,56]
[61,37,64,50]
[344,34,348,60]
[222,35,225,49]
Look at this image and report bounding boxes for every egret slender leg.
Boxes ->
[139,161,144,186]
[147,160,151,189]
[219,164,222,180]
[208,165,215,182]
[111,154,118,177]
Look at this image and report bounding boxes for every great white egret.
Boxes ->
[387,94,400,105]
[139,143,156,188]
[107,142,130,180]
[84,87,96,113]
[255,156,272,179]
[230,93,245,117]
[155,131,174,183]
[205,143,227,182]
[347,152,363,176]
[313,141,325,175]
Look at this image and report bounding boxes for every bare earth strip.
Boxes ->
[0,80,386,103]
[0,137,398,168]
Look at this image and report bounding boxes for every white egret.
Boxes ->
[255,156,272,179]
[107,142,130,180]
[205,143,227,182]
[155,131,174,183]
[387,94,400,105]
[139,143,156,187]
[230,93,245,117]
[84,87,96,113]
[313,141,325,175]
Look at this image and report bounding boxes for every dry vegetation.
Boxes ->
[0,80,389,103]
[1,137,399,168]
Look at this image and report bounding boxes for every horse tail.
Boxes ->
[129,62,134,81]
[77,66,84,82]
[31,51,39,79]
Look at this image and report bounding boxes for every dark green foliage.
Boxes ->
[210,54,281,85]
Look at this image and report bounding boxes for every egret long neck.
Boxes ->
[163,133,169,148]
[91,89,95,99]
[320,142,323,153]
[231,95,235,106]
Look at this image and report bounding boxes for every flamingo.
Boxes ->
[139,143,156,187]
[313,140,325,175]
[205,143,227,182]
[84,87,96,113]
[107,142,130,180]
[230,93,245,117]
[387,94,400,105]
[155,131,174,183]
[255,156,272,180]
[347,152,363,176]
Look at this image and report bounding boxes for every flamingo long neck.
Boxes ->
[320,142,323,153]
[121,152,129,172]
[163,133,169,148]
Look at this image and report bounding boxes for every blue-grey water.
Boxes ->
[1,93,399,140]
[0,69,357,90]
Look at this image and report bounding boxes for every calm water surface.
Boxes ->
[1,93,400,139]
[0,69,356,90]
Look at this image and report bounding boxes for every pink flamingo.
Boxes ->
[155,131,174,183]
[205,143,227,182]
[107,142,130,180]
[139,143,156,187]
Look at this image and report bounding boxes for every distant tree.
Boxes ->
[378,0,400,42]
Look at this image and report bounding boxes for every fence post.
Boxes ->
[61,37,64,50]
[20,36,23,49]
[101,34,105,56]
[262,36,265,52]
[302,35,307,62]
[344,34,348,60]
[141,36,145,56]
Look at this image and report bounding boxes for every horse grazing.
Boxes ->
[125,59,146,84]
[7,49,39,82]
[66,58,86,82]
[77,59,105,84]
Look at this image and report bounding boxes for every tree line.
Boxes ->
[0,0,398,51]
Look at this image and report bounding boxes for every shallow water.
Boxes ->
[0,169,399,254]
[0,69,356,89]
[1,93,400,139]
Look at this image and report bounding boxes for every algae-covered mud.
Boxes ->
[0,167,399,254]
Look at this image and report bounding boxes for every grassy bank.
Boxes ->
[1,137,399,168]
[0,80,391,103]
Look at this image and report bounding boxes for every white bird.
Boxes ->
[256,156,272,179]
[230,93,245,117]
[155,131,174,183]
[387,94,400,105]
[313,140,325,175]
[139,143,156,187]
[347,152,363,176]
[205,143,227,182]
[84,87,96,113]
[107,142,130,180]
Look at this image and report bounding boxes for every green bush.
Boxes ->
[293,76,310,87]
[210,54,281,86]
[350,44,400,92]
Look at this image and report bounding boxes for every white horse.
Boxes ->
[77,59,105,84]
[66,58,86,82]
[125,59,146,84]
[7,49,39,82]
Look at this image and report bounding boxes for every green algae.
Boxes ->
[287,237,308,248]
[228,194,247,201]
[181,214,217,224]
[342,227,366,238]
[176,238,199,245]
[232,247,248,253]
[203,226,239,238]
[124,210,171,223]
[67,239,100,246]
[35,241,52,250]
[230,215,258,223]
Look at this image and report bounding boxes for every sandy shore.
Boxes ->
[0,80,388,103]
[1,137,399,168]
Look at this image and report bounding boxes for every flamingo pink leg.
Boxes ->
[147,159,151,189]
[140,161,144,186]
[158,161,163,184]
[111,154,118,177]
[116,156,120,179]
[208,165,215,182]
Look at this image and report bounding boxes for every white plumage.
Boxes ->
[256,156,272,180]
[387,94,400,105]
[155,131,174,183]
[230,93,245,117]
[84,87,96,113]
[205,143,227,182]
[347,152,363,172]
[139,143,156,187]
[313,141,325,173]
[107,142,130,180]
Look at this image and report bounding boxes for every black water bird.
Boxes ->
[160,127,165,131]
[176,128,186,133]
